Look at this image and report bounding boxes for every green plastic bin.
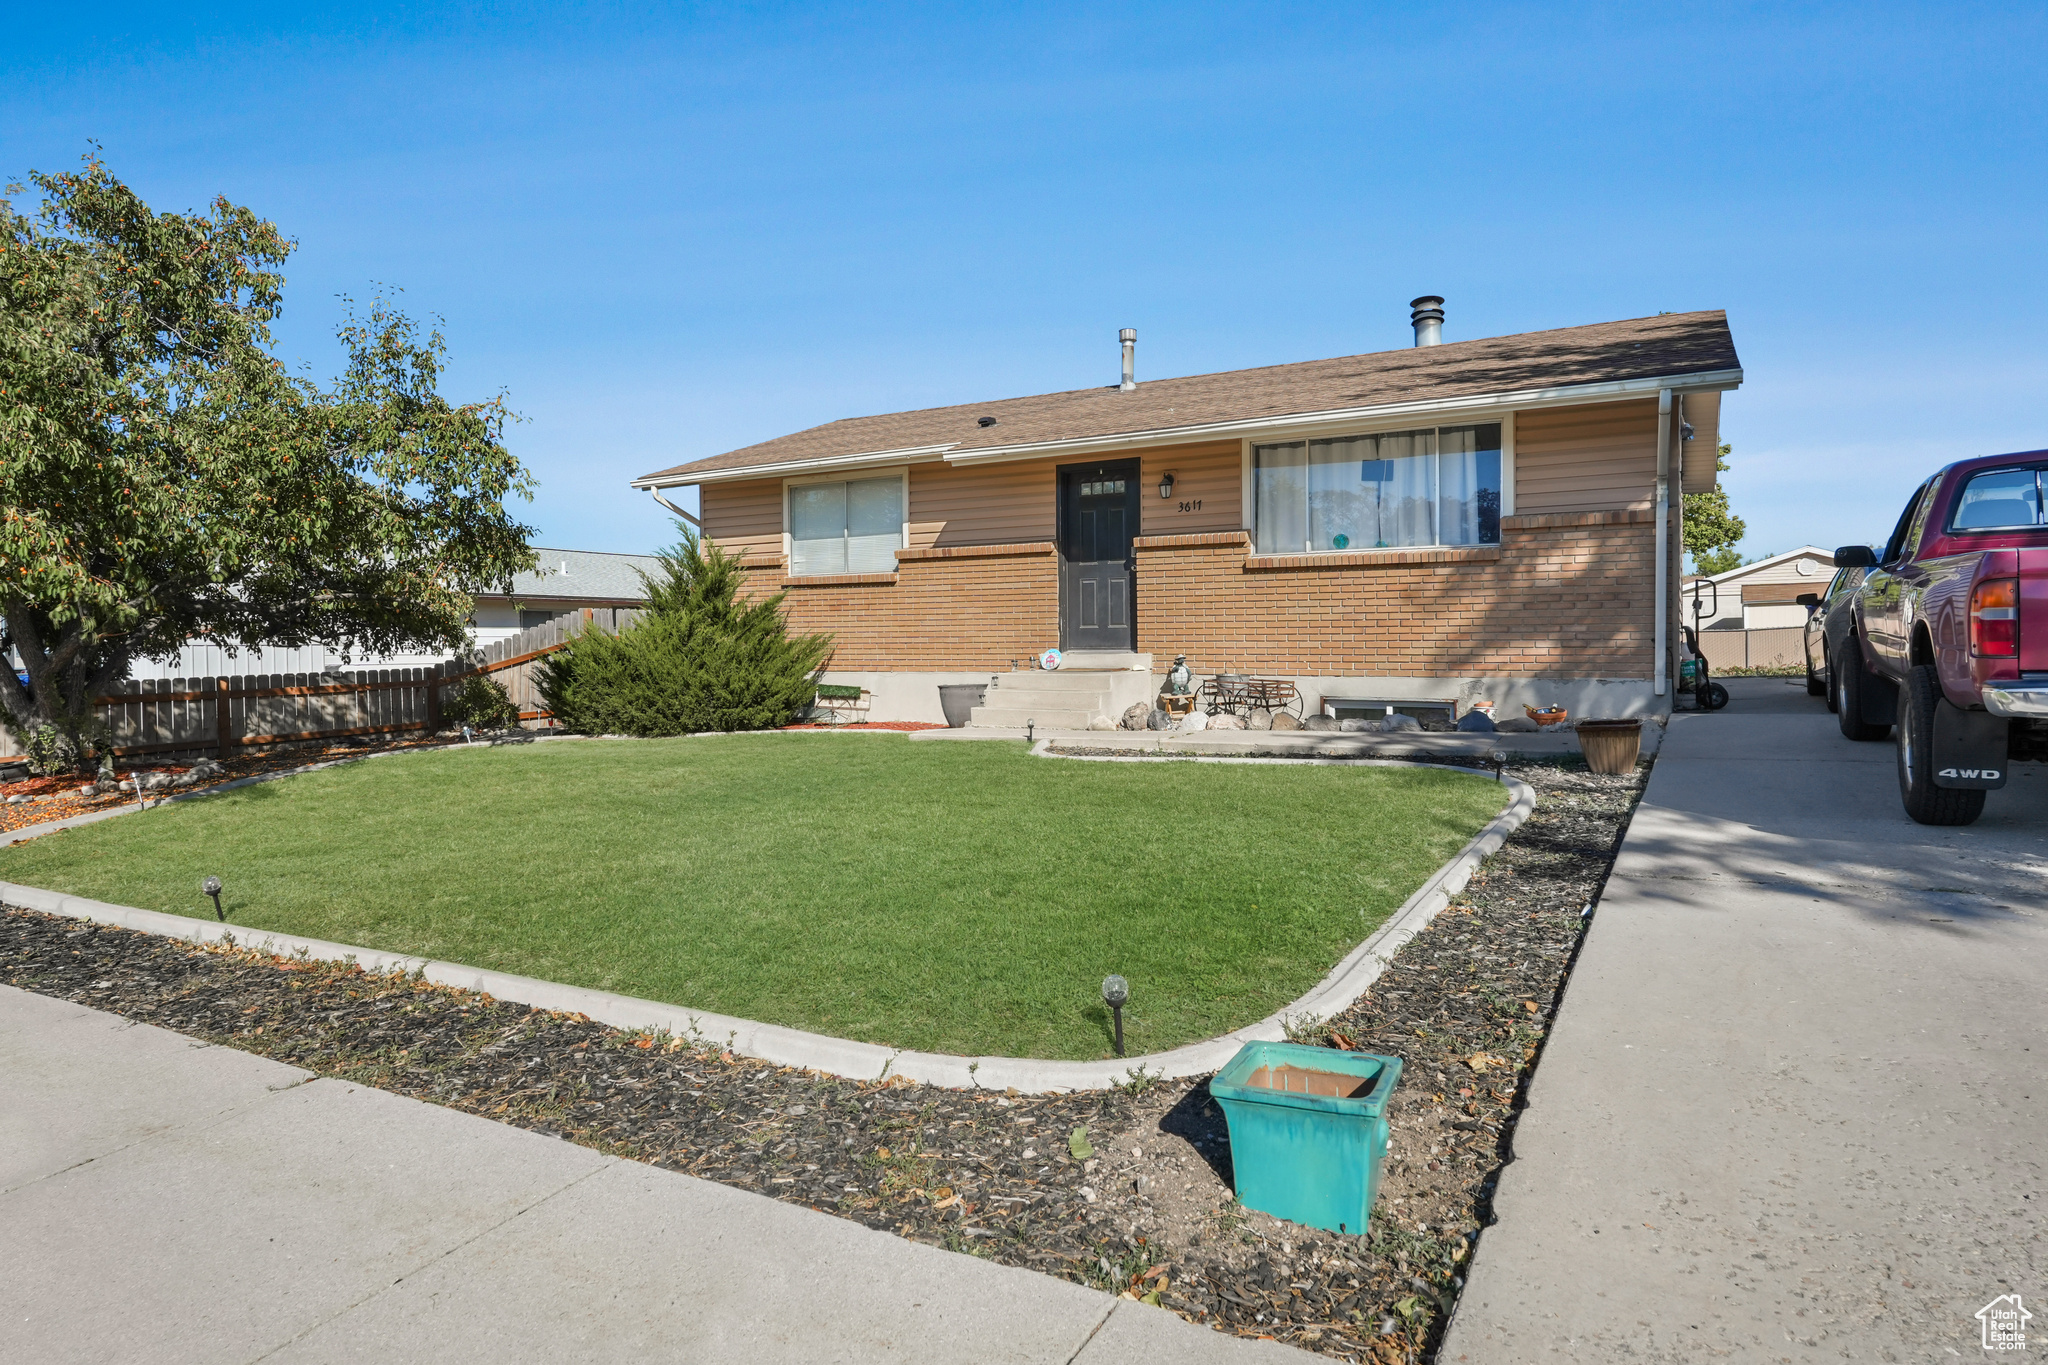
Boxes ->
[1208,1041,1402,1235]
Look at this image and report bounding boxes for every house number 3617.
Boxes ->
[1176,499,1203,513]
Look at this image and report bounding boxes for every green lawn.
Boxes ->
[2,736,1508,1059]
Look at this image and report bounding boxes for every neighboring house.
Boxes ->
[470,547,665,648]
[124,546,663,680]
[633,302,1742,723]
[1686,546,1836,632]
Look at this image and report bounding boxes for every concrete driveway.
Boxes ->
[1444,676,2046,1361]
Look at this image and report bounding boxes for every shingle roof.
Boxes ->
[638,309,1739,485]
[498,548,665,602]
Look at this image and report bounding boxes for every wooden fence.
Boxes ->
[0,607,647,762]
[1696,625,1806,670]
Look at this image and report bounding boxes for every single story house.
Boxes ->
[1685,546,1836,632]
[122,546,664,679]
[633,301,1742,724]
[470,547,666,648]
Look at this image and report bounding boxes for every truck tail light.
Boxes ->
[1971,577,2019,658]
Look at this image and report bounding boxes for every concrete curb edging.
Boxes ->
[1,750,1533,1093]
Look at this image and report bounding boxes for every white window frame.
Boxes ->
[781,466,911,575]
[1239,410,1516,554]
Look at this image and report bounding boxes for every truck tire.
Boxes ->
[1835,635,1890,741]
[1805,655,1827,696]
[1823,653,1840,713]
[1896,664,1986,826]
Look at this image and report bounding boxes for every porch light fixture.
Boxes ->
[1158,471,1175,499]
[1102,975,1129,1056]
[202,875,224,921]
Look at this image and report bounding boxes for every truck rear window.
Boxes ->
[1950,467,2045,531]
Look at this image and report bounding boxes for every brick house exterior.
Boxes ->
[635,308,1740,723]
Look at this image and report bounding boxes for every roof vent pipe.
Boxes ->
[1119,328,1137,391]
[1410,296,1445,347]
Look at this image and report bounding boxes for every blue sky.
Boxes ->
[7,3,2045,562]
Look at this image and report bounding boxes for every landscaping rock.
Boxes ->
[1270,711,1302,731]
[1086,715,1114,731]
[1301,715,1339,732]
[1381,712,1421,732]
[1245,707,1272,730]
[1120,702,1151,731]
[1496,716,1539,733]
[1146,707,1172,731]
[1456,709,1498,732]
[1338,717,1377,733]
[1178,709,1209,732]
[1207,713,1245,730]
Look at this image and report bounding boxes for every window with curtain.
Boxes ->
[789,475,904,575]
[1253,423,1501,553]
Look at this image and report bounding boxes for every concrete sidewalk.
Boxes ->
[0,988,1305,1365]
[1444,677,2047,1361]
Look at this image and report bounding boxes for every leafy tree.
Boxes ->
[538,527,832,735]
[0,156,536,769]
[1684,442,1747,576]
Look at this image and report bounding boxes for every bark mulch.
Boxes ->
[0,753,1646,1364]
[0,732,499,837]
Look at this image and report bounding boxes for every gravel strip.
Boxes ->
[0,753,1645,1364]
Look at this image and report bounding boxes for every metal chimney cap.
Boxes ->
[1119,328,1136,342]
[1409,296,1445,347]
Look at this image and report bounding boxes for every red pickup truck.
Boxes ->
[1833,449,2048,825]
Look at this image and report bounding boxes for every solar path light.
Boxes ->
[1102,974,1129,1057]
[202,875,224,921]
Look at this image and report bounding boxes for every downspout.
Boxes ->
[1654,389,1672,697]
[646,487,703,530]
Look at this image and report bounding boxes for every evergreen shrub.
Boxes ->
[537,528,831,735]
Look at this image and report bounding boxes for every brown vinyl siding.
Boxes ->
[703,478,784,562]
[1138,440,1243,536]
[909,461,1056,549]
[1512,400,1658,515]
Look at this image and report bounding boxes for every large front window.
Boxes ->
[1253,423,1502,553]
[789,475,904,574]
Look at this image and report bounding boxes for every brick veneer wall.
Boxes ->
[737,511,1658,678]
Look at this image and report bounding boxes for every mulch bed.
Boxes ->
[0,753,1646,1364]
[0,733,480,836]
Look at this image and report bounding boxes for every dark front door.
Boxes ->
[1058,460,1139,651]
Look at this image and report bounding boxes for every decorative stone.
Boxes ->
[1302,715,1340,732]
[1121,702,1151,730]
[1338,717,1377,733]
[1496,716,1539,733]
[1381,712,1421,732]
[1246,707,1273,730]
[1179,709,1210,732]
[1087,715,1114,731]
[1455,710,1498,732]
[1147,707,1173,731]
[1208,712,1245,730]
[1270,711,1302,731]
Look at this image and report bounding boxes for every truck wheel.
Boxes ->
[1835,636,1890,740]
[1823,652,1839,713]
[1896,664,1986,826]
[1805,655,1827,696]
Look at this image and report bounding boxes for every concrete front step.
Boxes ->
[979,684,1115,710]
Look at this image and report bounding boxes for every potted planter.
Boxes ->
[936,683,987,728]
[1207,1041,1402,1235]
[1575,718,1644,775]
